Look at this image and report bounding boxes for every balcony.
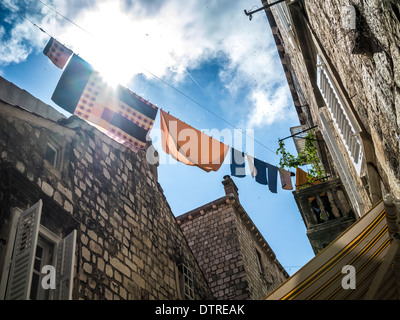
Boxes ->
[293,177,357,254]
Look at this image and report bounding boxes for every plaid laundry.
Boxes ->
[43,38,73,69]
[51,54,158,151]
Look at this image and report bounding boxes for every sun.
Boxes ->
[61,1,144,88]
[59,0,184,89]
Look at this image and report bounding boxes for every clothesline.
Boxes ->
[44,37,296,193]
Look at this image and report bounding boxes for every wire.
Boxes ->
[3,0,279,157]
[37,0,92,36]
[0,0,52,37]
[142,67,278,155]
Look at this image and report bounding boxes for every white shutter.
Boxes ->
[5,200,43,300]
[320,111,364,217]
[55,229,76,300]
[316,54,363,175]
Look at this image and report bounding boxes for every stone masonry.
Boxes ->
[177,176,288,300]
[0,82,213,300]
[268,0,400,208]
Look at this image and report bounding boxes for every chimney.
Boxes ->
[222,175,239,200]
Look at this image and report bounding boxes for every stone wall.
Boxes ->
[267,0,400,216]
[177,177,288,300]
[0,99,213,300]
[232,201,288,299]
[178,198,248,300]
[303,0,400,200]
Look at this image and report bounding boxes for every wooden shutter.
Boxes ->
[55,229,77,300]
[5,200,43,300]
[320,111,364,217]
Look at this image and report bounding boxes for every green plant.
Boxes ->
[276,131,325,186]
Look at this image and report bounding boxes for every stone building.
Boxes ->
[0,77,213,300]
[260,0,400,253]
[177,175,289,300]
[0,76,287,300]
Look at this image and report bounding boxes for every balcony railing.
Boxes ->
[293,177,355,229]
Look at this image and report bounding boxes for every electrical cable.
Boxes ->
[2,0,279,157]
[0,0,52,37]
[37,0,92,36]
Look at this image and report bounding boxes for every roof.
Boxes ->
[265,198,400,300]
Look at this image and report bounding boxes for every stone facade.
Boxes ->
[262,0,400,251]
[177,176,288,300]
[0,81,213,300]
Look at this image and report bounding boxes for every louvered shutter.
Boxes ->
[55,229,76,300]
[5,200,43,300]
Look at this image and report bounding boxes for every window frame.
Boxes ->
[273,1,298,50]
[45,142,59,168]
[0,200,76,300]
[256,249,265,275]
[177,263,194,300]
[30,233,56,300]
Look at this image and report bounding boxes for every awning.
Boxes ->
[265,197,400,300]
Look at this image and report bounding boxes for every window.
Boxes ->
[178,264,194,300]
[45,142,58,167]
[273,2,298,50]
[316,54,363,175]
[256,249,264,275]
[30,236,54,300]
[0,200,77,300]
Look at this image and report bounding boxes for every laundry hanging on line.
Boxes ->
[45,38,294,193]
[160,110,229,172]
[43,37,73,69]
[279,168,293,190]
[230,148,246,178]
[51,54,158,151]
[266,163,278,193]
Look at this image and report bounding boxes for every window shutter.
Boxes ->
[316,54,363,175]
[320,111,364,217]
[5,200,43,300]
[55,229,77,300]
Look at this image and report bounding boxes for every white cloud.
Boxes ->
[0,1,55,65]
[247,85,297,128]
[0,0,296,127]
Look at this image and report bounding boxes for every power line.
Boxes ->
[4,0,279,157]
[142,67,278,155]
[0,0,51,37]
[37,0,92,36]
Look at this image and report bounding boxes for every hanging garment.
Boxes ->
[230,148,246,177]
[254,158,268,185]
[279,168,293,190]
[245,154,257,178]
[296,167,309,189]
[266,163,278,193]
[160,110,229,172]
[52,54,158,151]
[295,167,320,189]
[43,37,73,69]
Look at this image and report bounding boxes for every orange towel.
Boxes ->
[160,110,229,172]
[295,167,320,190]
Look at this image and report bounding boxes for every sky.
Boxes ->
[0,0,315,275]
